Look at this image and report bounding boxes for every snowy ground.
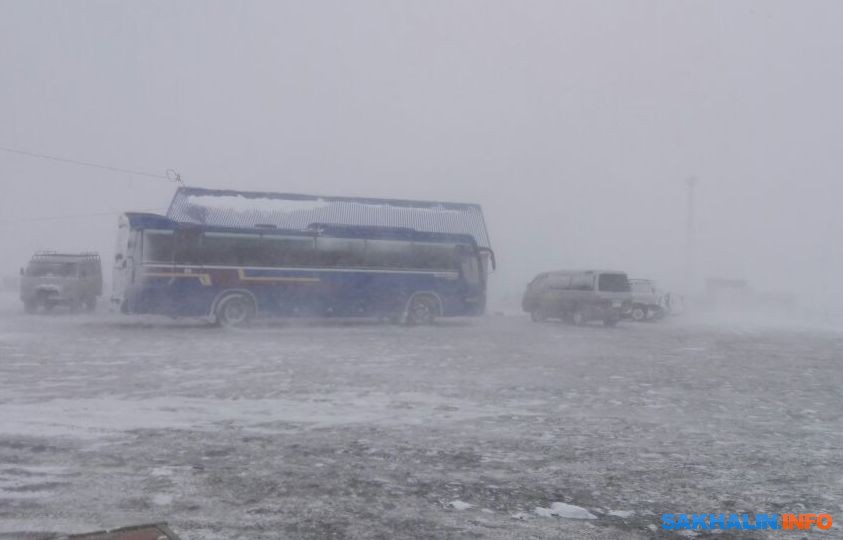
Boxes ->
[0,292,841,539]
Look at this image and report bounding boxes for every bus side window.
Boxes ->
[412,243,456,270]
[173,230,202,264]
[315,237,366,267]
[365,240,408,268]
[142,230,175,263]
[264,236,316,267]
[201,234,241,266]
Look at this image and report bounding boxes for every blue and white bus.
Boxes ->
[112,188,494,326]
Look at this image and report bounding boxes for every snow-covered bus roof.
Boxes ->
[165,187,492,249]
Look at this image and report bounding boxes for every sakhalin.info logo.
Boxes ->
[661,513,833,531]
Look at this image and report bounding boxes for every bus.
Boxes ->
[112,189,494,326]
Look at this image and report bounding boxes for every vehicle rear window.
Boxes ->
[598,273,630,292]
[26,262,78,277]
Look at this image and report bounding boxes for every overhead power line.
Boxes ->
[0,208,165,224]
[0,145,181,183]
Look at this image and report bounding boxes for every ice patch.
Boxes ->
[152,493,173,506]
[150,467,174,477]
[0,393,526,441]
[534,502,597,520]
[0,464,71,499]
[608,509,634,518]
[448,500,473,510]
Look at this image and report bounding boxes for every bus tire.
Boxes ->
[215,293,256,328]
[405,295,438,326]
[530,309,546,322]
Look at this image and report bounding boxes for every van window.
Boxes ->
[598,273,631,292]
[571,274,594,290]
[529,274,548,289]
[548,275,571,289]
[631,281,655,294]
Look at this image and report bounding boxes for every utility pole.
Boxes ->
[685,176,698,296]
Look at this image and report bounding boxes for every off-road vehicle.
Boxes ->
[20,252,102,313]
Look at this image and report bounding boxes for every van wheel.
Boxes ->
[23,300,37,314]
[406,295,437,326]
[571,309,586,326]
[530,310,546,322]
[603,315,619,327]
[631,305,647,321]
[84,297,97,312]
[215,293,256,328]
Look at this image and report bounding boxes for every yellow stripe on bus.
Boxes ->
[237,269,320,283]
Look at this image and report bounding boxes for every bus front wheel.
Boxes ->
[215,293,256,328]
[405,295,438,326]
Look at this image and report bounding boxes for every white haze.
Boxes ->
[1,1,842,314]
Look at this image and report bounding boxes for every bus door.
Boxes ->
[111,215,134,311]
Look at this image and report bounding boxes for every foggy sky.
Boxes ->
[2,1,842,309]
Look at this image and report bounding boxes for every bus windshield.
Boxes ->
[458,246,481,287]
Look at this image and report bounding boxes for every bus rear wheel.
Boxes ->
[406,295,437,326]
[215,293,256,328]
